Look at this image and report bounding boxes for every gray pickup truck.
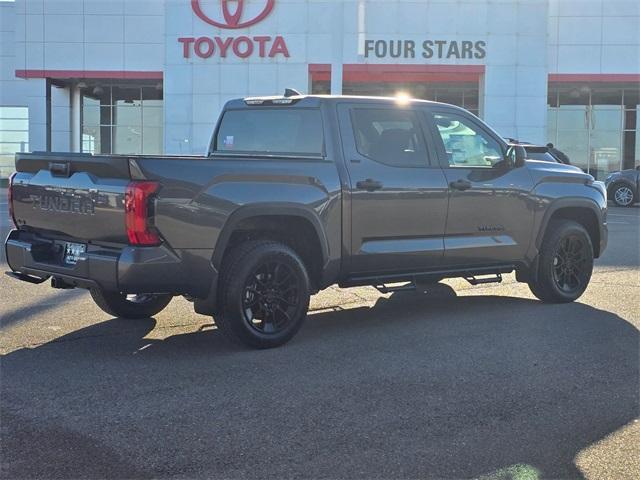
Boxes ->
[6,93,608,348]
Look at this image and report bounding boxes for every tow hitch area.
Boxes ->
[5,271,50,284]
[51,277,76,289]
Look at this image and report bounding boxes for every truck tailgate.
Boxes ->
[11,153,131,244]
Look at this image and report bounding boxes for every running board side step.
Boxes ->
[374,282,416,294]
[340,265,515,289]
[464,273,502,286]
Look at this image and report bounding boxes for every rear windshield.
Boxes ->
[215,108,323,156]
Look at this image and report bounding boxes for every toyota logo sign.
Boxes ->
[191,0,276,29]
[180,0,289,59]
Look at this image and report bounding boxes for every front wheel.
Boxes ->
[90,288,173,319]
[528,220,594,303]
[216,240,310,349]
[611,184,636,207]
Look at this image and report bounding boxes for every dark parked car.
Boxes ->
[605,166,639,207]
[6,94,608,348]
[505,139,565,164]
[523,144,562,164]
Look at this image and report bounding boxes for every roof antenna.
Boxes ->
[284,88,301,97]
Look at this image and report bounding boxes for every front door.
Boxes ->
[426,107,535,266]
[338,103,449,275]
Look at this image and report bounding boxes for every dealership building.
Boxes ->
[1,0,639,183]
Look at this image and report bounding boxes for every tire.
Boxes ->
[90,288,172,319]
[216,240,311,349]
[611,183,636,207]
[528,220,594,303]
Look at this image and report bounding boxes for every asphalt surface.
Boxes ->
[1,193,639,479]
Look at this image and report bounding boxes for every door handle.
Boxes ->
[449,179,472,191]
[356,178,383,191]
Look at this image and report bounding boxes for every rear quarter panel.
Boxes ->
[136,157,342,270]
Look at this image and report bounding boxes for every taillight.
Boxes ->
[124,181,161,246]
[8,172,17,228]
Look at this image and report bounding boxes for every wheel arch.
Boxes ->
[536,199,603,258]
[212,204,330,289]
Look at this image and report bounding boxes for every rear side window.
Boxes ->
[350,108,428,167]
[215,109,323,156]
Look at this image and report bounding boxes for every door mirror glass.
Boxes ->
[506,145,527,168]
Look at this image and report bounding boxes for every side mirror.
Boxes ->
[506,145,526,168]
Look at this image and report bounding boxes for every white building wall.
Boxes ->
[483,1,548,143]
[13,0,165,72]
[51,84,70,151]
[1,0,46,153]
[548,0,640,74]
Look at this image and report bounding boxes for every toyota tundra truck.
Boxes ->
[6,93,608,348]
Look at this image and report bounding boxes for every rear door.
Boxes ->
[338,103,449,275]
[425,107,535,266]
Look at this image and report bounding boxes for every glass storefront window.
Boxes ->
[143,127,164,154]
[80,82,163,155]
[0,106,28,181]
[548,83,640,179]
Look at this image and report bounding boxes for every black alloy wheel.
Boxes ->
[216,240,311,349]
[551,234,590,294]
[242,260,301,334]
[528,219,594,303]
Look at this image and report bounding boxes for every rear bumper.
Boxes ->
[5,229,192,294]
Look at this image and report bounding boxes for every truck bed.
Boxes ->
[11,152,204,245]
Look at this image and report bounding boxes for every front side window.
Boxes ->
[433,112,503,168]
[215,109,323,156]
[350,108,427,167]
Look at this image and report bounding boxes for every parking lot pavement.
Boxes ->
[1,205,639,479]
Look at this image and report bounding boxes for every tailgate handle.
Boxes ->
[49,162,70,177]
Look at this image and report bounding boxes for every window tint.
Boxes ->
[350,108,427,167]
[433,112,503,168]
[216,109,323,156]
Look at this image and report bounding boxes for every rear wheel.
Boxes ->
[216,240,310,349]
[611,184,636,207]
[528,220,593,303]
[90,288,172,319]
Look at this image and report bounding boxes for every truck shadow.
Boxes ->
[1,290,638,479]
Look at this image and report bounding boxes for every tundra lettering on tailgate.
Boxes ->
[32,194,95,215]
